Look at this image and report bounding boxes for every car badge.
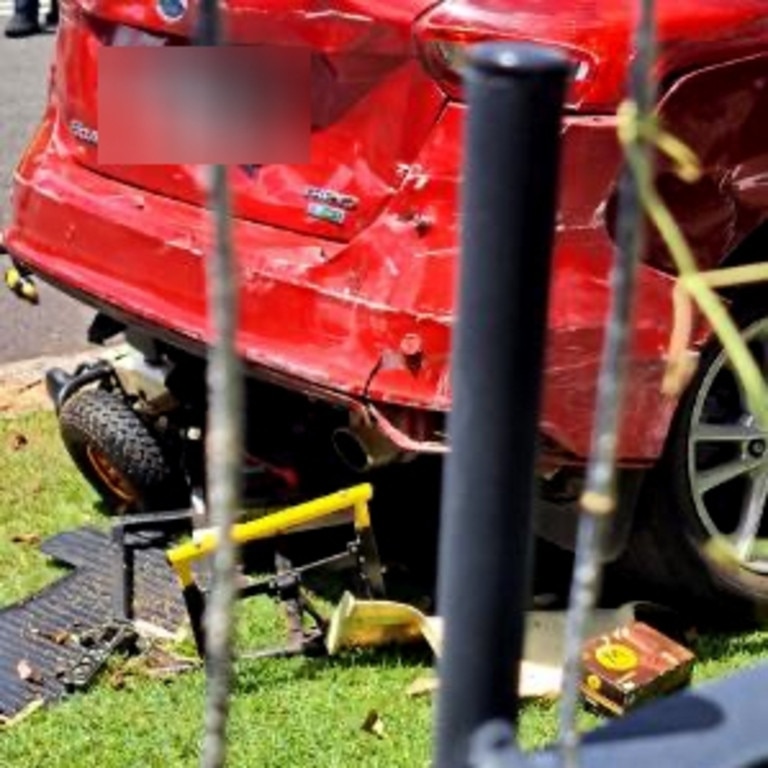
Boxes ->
[304,187,359,211]
[69,120,99,146]
[157,0,187,22]
[307,202,346,225]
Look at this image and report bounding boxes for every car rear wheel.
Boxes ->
[59,388,190,514]
[625,301,768,620]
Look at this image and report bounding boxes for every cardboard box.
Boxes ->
[581,621,695,716]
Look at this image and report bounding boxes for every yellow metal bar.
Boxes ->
[353,500,372,530]
[174,561,195,588]
[167,484,373,572]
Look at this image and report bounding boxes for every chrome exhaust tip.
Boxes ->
[331,424,406,473]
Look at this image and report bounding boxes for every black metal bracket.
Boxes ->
[111,510,195,623]
[235,552,329,660]
[111,509,382,662]
[88,313,127,346]
[59,621,139,693]
[188,535,381,661]
[46,359,116,413]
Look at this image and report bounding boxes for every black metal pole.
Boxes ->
[434,43,569,768]
[111,526,134,622]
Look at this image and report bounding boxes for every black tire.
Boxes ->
[623,300,768,621]
[59,388,190,514]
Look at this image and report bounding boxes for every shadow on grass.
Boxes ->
[232,643,434,694]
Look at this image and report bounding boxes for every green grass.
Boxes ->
[0,413,766,766]
[0,412,105,606]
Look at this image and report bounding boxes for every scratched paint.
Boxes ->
[5,0,768,462]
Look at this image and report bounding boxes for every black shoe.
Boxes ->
[4,13,41,38]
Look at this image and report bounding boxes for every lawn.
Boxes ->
[0,412,766,767]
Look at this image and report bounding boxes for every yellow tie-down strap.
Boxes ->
[166,483,374,585]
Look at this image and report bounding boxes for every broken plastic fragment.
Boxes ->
[361,710,386,739]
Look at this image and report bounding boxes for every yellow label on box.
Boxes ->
[586,674,602,691]
[595,643,639,672]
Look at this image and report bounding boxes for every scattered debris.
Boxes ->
[406,676,439,698]
[80,640,198,691]
[128,642,200,682]
[30,627,71,646]
[580,621,695,716]
[16,659,43,685]
[326,591,695,707]
[361,710,386,739]
[10,433,28,451]
[326,591,442,656]
[132,619,183,643]
[107,668,128,691]
[59,622,139,692]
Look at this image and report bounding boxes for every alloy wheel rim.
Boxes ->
[688,318,768,576]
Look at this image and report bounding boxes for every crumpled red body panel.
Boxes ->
[6,0,768,462]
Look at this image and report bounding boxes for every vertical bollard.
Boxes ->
[434,43,569,768]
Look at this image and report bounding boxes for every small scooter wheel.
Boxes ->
[59,388,189,514]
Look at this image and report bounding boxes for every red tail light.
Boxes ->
[417,35,469,99]
[416,28,597,111]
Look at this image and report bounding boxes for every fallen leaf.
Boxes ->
[16,660,42,685]
[10,433,28,451]
[361,710,386,739]
[35,629,70,646]
[11,533,41,546]
[144,663,197,681]
[406,676,439,698]
[108,669,126,691]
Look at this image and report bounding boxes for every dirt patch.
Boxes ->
[0,352,95,418]
[0,379,51,418]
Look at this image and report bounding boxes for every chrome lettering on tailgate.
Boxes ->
[69,120,99,146]
[304,187,359,211]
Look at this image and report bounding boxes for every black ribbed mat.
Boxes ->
[0,526,187,720]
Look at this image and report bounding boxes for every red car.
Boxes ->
[4,0,768,614]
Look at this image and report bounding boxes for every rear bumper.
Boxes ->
[6,113,453,452]
[5,110,681,462]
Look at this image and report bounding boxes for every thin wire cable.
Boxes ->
[557,1,657,765]
[197,3,243,767]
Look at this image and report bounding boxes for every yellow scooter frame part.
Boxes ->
[165,484,379,657]
[167,483,373,576]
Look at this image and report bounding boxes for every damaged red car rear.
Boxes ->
[5,0,768,614]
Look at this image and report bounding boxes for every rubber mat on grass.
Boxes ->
[0,526,186,721]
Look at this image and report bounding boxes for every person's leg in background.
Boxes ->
[4,0,58,38]
[45,0,58,27]
[4,0,41,38]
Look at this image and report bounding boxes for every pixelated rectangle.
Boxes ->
[98,46,310,165]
